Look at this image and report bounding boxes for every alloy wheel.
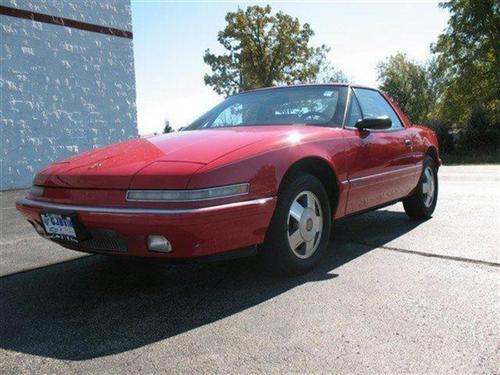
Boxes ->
[422,166,435,208]
[287,190,323,259]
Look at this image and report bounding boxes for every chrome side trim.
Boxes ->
[16,197,275,215]
[349,165,416,186]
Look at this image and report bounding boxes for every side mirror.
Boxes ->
[355,116,392,130]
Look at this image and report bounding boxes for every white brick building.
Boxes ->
[0,0,138,190]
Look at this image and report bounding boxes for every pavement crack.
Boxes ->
[346,240,500,268]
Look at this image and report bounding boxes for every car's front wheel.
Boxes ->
[260,173,331,275]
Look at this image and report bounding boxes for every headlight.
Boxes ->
[30,185,44,197]
[126,183,250,202]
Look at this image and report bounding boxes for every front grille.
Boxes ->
[55,229,128,253]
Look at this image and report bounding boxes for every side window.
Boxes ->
[347,94,362,127]
[353,88,403,128]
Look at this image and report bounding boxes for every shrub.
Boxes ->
[458,106,500,153]
[424,119,455,154]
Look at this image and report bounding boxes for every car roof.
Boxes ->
[234,83,379,96]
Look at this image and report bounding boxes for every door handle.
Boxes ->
[404,139,412,146]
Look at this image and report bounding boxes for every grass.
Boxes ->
[441,151,500,165]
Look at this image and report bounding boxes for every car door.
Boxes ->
[342,87,417,215]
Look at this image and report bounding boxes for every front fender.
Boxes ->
[187,132,347,203]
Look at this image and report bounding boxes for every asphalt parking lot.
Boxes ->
[1,165,499,374]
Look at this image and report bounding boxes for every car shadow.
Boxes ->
[0,208,423,360]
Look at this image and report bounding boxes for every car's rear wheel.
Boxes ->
[403,156,438,219]
[260,173,331,275]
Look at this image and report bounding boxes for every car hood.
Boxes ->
[35,126,313,189]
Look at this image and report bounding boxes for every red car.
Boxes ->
[17,84,439,274]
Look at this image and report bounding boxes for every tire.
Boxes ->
[260,173,332,275]
[403,156,438,219]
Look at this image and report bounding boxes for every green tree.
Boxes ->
[204,5,343,96]
[377,53,435,124]
[163,120,174,134]
[431,0,499,126]
[319,64,350,84]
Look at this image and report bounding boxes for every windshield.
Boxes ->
[185,85,348,130]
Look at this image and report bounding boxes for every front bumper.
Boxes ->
[16,196,276,258]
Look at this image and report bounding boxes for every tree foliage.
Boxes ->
[204,5,344,96]
[163,120,174,134]
[377,53,435,124]
[377,1,499,154]
[431,0,499,125]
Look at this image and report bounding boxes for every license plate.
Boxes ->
[40,212,80,243]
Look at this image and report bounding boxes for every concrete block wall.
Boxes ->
[0,0,138,190]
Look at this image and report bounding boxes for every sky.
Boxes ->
[131,0,450,134]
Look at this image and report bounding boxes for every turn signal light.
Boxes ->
[29,185,44,197]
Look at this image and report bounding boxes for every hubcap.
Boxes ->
[287,191,323,259]
[422,166,435,207]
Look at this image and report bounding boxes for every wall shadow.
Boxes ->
[0,209,422,360]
